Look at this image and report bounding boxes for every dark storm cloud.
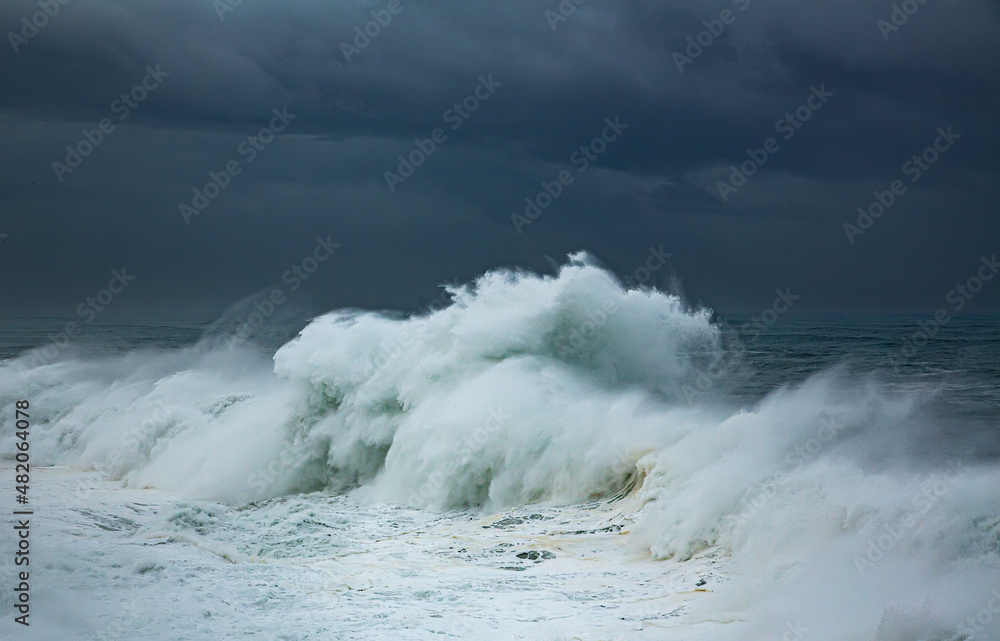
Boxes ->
[1,0,998,318]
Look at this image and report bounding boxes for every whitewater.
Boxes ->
[1,254,998,640]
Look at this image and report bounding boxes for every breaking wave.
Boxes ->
[2,253,998,640]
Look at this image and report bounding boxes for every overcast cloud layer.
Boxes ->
[1,0,998,317]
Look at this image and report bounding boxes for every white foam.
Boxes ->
[1,253,997,639]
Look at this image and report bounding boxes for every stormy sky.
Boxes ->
[1,0,999,318]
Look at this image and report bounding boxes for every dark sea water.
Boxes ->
[726,315,1000,447]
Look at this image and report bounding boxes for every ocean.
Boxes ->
[1,256,998,640]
